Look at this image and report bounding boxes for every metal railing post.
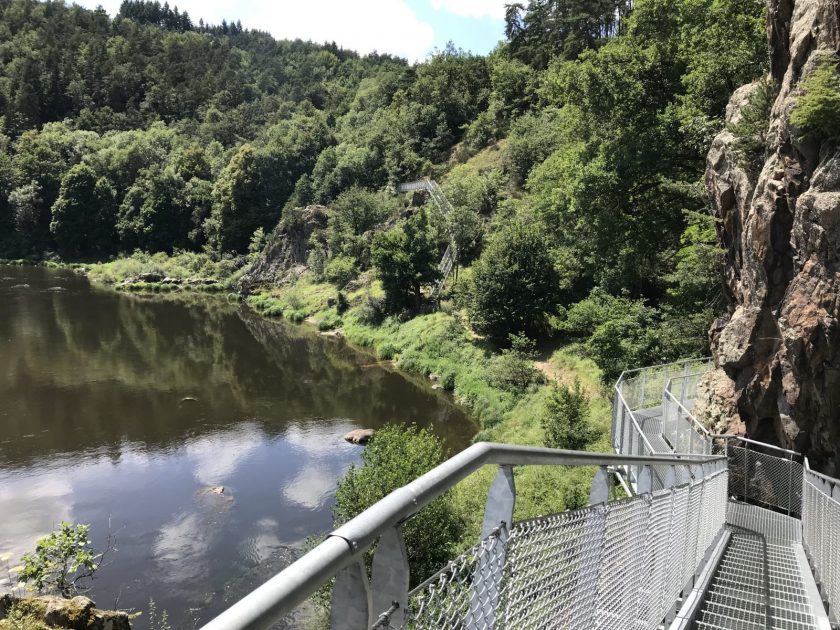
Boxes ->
[468,465,515,629]
[370,526,409,627]
[330,560,371,630]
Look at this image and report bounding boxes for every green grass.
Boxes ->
[85,250,244,287]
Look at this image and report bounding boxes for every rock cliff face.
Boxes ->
[702,0,840,472]
[236,205,329,292]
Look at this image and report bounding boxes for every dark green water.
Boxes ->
[0,265,475,627]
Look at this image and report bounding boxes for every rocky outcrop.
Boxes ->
[236,205,329,292]
[705,0,840,472]
[0,595,131,629]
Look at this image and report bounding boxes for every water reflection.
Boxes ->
[0,266,476,627]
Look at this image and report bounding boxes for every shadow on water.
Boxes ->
[0,265,476,627]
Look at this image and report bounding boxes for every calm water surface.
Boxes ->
[0,265,476,627]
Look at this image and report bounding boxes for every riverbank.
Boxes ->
[19,252,610,543]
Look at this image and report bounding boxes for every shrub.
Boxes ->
[467,217,559,342]
[333,425,464,586]
[18,522,103,597]
[791,57,840,141]
[323,255,357,287]
[541,379,597,450]
[728,78,776,177]
[486,333,543,393]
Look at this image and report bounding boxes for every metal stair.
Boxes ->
[397,179,459,299]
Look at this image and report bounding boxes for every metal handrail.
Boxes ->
[714,434,801,458]
[614,387,657,455]
[616,356,713,379]
[663,389,711,439]
[201,443,721,630]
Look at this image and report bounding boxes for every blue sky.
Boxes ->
[75,0,507,62]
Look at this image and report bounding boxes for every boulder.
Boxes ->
[1,595,131,630]
[137,272,163,283]
[344,428,375,445]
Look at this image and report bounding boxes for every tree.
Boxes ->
[19,522,104,598]
[50,164,115,257]
[333,425,464,586]
[116,166,190,253]
[791,57,840,141]
[9,181,44,252]
[467,217,560,343]
[371,211,440,311]
[208,144,277,253]
[326,187,394,268]
[541,379,597,450]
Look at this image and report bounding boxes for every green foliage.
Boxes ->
[443,165,504,215]
[505,0,631,68]
[791,57,840,141]
[326,187,394,268]
[541,379,597,450]
[371,211,440,311]
[487,333,544,393]
[557,290,672,382]
[50,165,116,257]
[729,79,776,177]
[333,424,464,586]
[666,210,723,311]
[18,522,102,598]
[467,217,560,343]
[323,255,357,287]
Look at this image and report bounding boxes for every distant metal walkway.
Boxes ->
[398,179,457,299]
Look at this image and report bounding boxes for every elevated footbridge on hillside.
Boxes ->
[398,179,458,299]
[202,358,840,630]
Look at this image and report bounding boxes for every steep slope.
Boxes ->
[702,0,840,471]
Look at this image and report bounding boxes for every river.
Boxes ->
[0,264,476,627]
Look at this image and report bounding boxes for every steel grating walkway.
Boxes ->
[697,525,818,629]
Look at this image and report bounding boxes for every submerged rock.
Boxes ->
[344,428,375,445]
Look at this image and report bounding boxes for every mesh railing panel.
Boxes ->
[617,358,711,412]
[401,468,728,630]
[662,393,711,455]
[503,508,605,628]
[404,528,507,629]
[803,470,840,620]
[724,444,803,516]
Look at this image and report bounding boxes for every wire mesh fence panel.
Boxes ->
[618,359,712,412]
[803,471,840,620]
[403,528,507,630]
[402,468,728,630]
[726,444,803,516]
[502,507,606,629]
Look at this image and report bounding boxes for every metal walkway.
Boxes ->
[201,358,840,630]
[398,179,458,299]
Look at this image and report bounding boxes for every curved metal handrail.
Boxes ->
[201,443,721,630]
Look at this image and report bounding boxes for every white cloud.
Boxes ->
[76,0,436,62]
[430,0,508,20]
[185,424,263,487]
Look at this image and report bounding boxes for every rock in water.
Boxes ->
[704,0,840,473]
[344,428,375,445]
